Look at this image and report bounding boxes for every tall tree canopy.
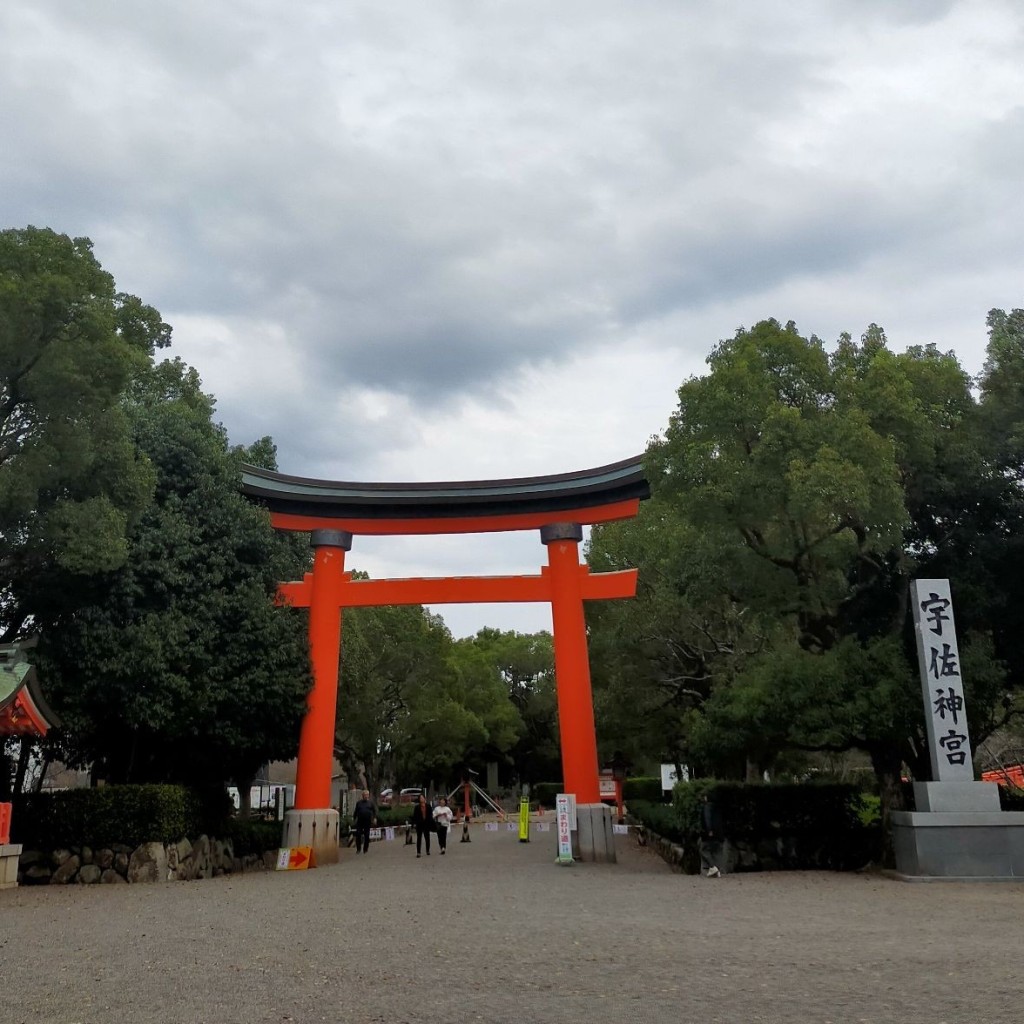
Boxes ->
[0,227,169,638]
[588,316,1024,835]
[334,608,524,796]
[26,339,311,788]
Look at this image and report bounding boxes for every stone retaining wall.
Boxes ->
[17,835,279,885]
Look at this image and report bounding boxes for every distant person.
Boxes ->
[699,792,724,877]
[352,789,376,855]
[411,793,434,857]
[432,796,455,855]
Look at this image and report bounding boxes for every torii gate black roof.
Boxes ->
[240,454,649,522]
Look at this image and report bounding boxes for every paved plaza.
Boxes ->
[3,823,1023,1024]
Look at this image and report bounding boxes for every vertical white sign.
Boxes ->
[555,793,574,865]
[911,579,974,782]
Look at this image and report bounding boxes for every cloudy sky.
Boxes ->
[3,1,1022,636]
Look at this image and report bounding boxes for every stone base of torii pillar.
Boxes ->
[891,782,1024,880]
[282,809,340,867]
[571,803,617,864]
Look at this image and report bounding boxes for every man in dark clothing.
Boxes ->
[352,790,376,854]
[699,792,724,877]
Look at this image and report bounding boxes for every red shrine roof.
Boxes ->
[0,639,59,738]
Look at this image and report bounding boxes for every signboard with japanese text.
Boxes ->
[276,846,312,871]
[911,579,974,782]
[555,793,574,865]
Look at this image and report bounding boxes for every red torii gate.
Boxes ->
[241,456,649,863]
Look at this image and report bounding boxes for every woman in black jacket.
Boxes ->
[411,794,434,857]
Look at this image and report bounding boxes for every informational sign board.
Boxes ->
[911,579,974,782]
[661,764,689,791]
[276,846,313,871]
[518,797,530,842]
[555,793,574,865]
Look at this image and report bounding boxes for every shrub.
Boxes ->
[670,779,879,871]
[623,776,665,803]
[11,784,224,849]
[223,817,282,856]
[373,806,416,827]
[532,782,563,808]
[998,785,1024,812]
[627,799,686,843]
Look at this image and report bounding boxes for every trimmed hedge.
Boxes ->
[11,784,231,850]
[627,799,685,843]
[629,780,881,872]
[532,782,562,808]
[623,776,665,803]
[223,817,283,856]
[373,806,418,827]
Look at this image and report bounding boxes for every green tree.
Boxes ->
[0,227,169,638]
[335,610,524,796]
[590,318,1021,855]
[451,628,556,785]
[32,359,311,792]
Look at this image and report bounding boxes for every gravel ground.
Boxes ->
[3,823,1023,1024]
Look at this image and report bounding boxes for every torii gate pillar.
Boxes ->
[281,528,350,865]
[542,523,615,862]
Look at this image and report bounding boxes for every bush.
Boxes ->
[623,776,666,803]
[532,782,563,808]
[998,785,1024,812]
[627,799,686,843]
[669,779,879,871]
[223,817,282,856]
[11,784,224,849]
[373,806,416,827]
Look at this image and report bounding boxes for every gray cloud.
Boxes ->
[1,3,1021,536]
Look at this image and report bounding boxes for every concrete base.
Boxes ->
[913,781,1001,813]
[282,809,340,866]
[891,810,1024,879]
[573,803,616,864]
[0,843,22,889]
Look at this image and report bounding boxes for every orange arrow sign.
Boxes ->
[289,848,309,869]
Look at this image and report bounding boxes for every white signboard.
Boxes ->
[660,764,689,791]
[911,579,974,782]
[613,824,629,835]
[555,793,574,865]
[484,822,499,831]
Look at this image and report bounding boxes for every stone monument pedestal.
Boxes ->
[572,803,616,864]
[282,808,340,866]
[891,782,1024,880]
[0,842,22,889]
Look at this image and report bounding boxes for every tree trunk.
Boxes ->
[0,747,12,800]
[869,743,906,869]
[237,775,254,819]
[34,754,51,793]
[12,739,34,795]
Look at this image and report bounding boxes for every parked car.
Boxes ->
[378,787,423,807]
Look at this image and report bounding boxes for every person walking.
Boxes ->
[432,796,454,855]
[699,791,724,877]
[411,793,434,857]
[352,789,376,854]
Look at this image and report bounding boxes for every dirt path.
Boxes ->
[3,826,1022,1023]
